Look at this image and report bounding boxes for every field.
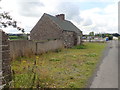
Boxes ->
[10,42,106,88]
[9,35,27,40]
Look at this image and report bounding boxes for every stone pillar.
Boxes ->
[0,30,2,89]
[0,30,11,89]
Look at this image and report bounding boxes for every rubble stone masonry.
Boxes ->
[0,30,11,89]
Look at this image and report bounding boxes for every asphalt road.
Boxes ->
[90,40,118,88]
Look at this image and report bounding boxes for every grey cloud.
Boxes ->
[89,24,116,34]
[82,18,93,26]
[56,2,83,23]
[17,0,44,17]
[106,26,118,33]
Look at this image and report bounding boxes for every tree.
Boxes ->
[89,31,94,36]
[89,31,94,42]
[0,1,24,33]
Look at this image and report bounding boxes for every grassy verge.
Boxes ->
[10,42,106,88]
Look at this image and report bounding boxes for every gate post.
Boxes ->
[0,30,11,89]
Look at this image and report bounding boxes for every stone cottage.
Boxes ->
[30,13,82,48]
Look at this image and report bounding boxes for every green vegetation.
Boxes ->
[10,42,106,88]
[118,36,120,40]
[108,35,113,40]
[9,35,27,40]
[72,44,87,49]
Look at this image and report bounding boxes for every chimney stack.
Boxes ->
[56,14,65,20]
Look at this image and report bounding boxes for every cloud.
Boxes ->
[82,19,93,26]
[79,3,118,34]
[55,0,119,3]
[56,2,83,23]
[54,1,118,34]
[57,2,79,18]
[0,0,118,34]
[17,0,44,17]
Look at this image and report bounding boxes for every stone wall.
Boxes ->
[10,40,64,59]
[36,40,64,54]
[10,40,36,59]
[0,30,2,89]
[62,31,78,48]
[0,30,11,89]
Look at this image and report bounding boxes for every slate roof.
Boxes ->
[44,13,82,35]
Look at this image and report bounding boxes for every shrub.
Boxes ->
[118,36,120,40]
[68,82,76,88]
[54,49,62,53]
[108,35,113,40]
[72,44,87,49]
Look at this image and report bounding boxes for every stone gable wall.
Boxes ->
[30,15,63,41]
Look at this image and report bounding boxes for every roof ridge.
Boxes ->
[43,13,82,34]
[44,13,69,22]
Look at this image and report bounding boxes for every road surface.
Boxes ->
[90,40,118,88]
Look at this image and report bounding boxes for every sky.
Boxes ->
[0,0,119,34]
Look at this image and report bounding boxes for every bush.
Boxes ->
[118,36,120,40]
[54,49,62,53]
[72,44,87,49]
[108,35,113,40]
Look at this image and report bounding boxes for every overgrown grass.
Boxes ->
[10,42,106,88]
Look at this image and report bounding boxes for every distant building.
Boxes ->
[113,36,118,40]
[30,13,82,48]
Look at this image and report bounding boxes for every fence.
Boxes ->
[0,30,11,89]
[10,40,64,59]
